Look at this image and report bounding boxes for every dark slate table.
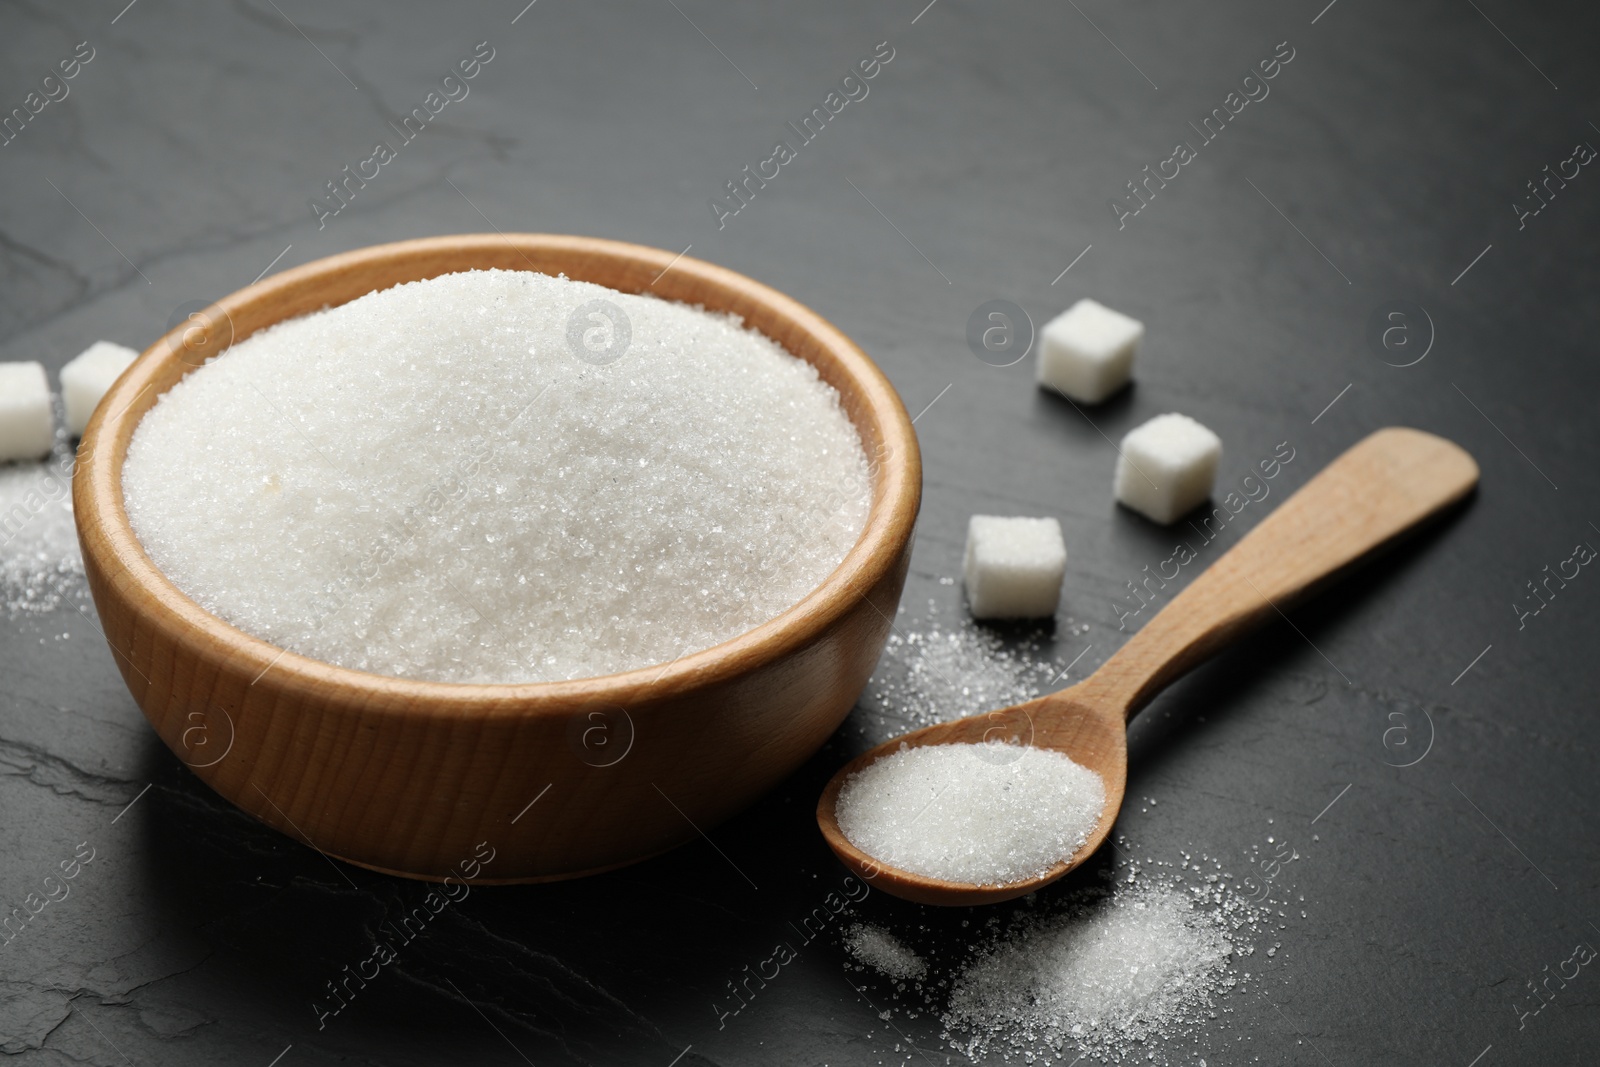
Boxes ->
[2,1,1597,1063]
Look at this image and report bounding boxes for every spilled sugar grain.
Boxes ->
[122,269,870,684]
[843,841,1296,1065]
[0,442,84,615]
[843,923,927,981]
[944,879,1240,1063]
[859,617,1069,737]
[835,742,1105,886]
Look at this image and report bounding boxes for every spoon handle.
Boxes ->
[1078,427,1478,718]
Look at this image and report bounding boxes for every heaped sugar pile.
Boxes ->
[843,923,928,981]
[0,444,83,615]
[121,269,871,684]
[835,742,1105,886]
[944,880,1237,1063]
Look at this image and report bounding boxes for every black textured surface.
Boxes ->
[2,1,1598,1063]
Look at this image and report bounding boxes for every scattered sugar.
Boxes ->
[860,618,1070,737]
[121,269,871,684]
[842,839,1302,1064]
[835,742,1105,886]
[843,923,927,981]
[944,879,1241,1063]
[0,439,84,615]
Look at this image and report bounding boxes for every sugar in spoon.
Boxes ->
[817,427,1478,905]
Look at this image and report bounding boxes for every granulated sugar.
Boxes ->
[944,879,1241,1063]
[843,923,927,981]
[861,619,1069,736]
[834,742,1105,885]
[0,444,84,615]
[844,838,1299,1064]
[122,269,870,683]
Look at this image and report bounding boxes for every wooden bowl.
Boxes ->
[73,234,921,882]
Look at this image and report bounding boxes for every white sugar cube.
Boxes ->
[61,340,139,437]
[1115,413,1221,524]
[1036,298,1143,404]
[963,515,1067,620]
[0,362,55,463]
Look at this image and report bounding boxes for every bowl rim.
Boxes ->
[76,233,921,715]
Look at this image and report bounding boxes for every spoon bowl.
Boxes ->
[818,688,1127,905]
[818,427,1478,905]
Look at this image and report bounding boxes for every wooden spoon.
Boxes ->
[817,427,1478,906]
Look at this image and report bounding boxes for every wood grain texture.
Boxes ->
[73,234,922,883]
[818,427,1477,905]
